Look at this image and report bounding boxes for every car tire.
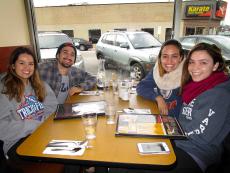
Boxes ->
[132,63,145,80]
[97,54,109,69]
[79,45,86,51]
[227,64,230,73]
[104,60,109,69]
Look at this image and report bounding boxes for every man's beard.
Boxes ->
[58,59,73,68]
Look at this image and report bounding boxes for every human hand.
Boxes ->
[155,96,168,115]
[68,86,83,96]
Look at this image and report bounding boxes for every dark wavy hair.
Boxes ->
[181,42,228,91]
[1,47,46,102]
[55,42,77,62]
[157,39,184,77]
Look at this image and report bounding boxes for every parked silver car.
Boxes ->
[96,31,161,80]
[72,37,93,51]
[38,32,85,70]
[180,35,230,71]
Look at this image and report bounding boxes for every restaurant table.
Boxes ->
[17,90,176,170]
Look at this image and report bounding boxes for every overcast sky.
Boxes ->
[33,0,230,25]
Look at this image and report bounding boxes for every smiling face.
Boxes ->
[188,50,219,82]
[13,53,35,84]
[57,46,75,68]
[160,45,182,73]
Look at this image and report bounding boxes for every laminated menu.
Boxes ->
[115,114,187,139]
[54,101,105,120]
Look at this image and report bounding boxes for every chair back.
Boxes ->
[0,140,6,161]
[0,140,7,172]
[205,132,230,173]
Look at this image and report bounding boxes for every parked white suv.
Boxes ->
[38,32,85,70]
[96,31,161,80]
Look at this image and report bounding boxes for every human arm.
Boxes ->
[181,89,230,144]
[70,68,96,91]
[42,83,58,119]
[68,86,84,96]
[0,92,41,153]
[136,70,169,115]
[136,70,160,101]
[155,96,168,115]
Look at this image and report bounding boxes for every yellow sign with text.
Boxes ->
[186,5,212,17]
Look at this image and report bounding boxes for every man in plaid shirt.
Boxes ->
[39,42,96,104]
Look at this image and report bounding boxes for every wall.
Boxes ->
[0,0,31,73]
[35,3,174,42]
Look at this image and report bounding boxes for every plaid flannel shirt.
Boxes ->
[38,61,96,97]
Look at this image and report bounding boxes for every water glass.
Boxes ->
[105,104,116,124]
[118,80,129,101]
[81,113,97,139]
[112,80,118,95]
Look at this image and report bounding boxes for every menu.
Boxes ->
[54,101,105,120]
[115,114,187,139]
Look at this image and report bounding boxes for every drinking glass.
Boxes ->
[81,113,97,140]
[105,104,116,124]
[112,80,118,95]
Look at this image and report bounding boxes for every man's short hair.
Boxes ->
[56,42,77,62]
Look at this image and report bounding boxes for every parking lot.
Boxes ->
[81,48,130,80]
[80,48,98,75]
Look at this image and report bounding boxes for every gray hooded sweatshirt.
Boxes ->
[0,80,58,155]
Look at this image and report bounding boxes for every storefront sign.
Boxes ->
[215,1,227,18]
[186,5,212,17]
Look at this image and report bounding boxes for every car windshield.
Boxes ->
[211,37,230,53]
[39,34,72,49]
[127,32,161,49]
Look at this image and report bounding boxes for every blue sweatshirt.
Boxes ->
[136,70,182,118]
[176,79,230,172]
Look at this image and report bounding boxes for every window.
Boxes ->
[114,28,127,31]
[196,27,205,35]
[141,28,154,35]
[88,29,101,43]
[165,28,173,40]
[127,32,161,49]
[61,30,74,38]
[197,38,214,45]
[115,34,127,46]
[101,35,107,44]
[185,27,195,36]
[181,37,196,48]
[105,34,116,45]
[38,34,71,49]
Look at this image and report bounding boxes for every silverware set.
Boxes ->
[46,140,88,153]
[51,147,82,152]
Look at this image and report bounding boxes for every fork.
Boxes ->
[51,147,82,152]
[49,139,87,146]
[78,139,88,146]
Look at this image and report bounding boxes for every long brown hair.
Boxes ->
[180,43,228,93]
[1,47,46,102]
[157,39,184,77]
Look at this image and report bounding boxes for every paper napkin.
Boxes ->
[79,91,100,96]
[43,139,88,156]
[123,108,151,114]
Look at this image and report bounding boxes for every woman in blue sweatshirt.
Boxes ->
[136,39,184,118]
[110,43,230,173]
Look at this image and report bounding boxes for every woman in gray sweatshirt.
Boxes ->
[0,47,57,158]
